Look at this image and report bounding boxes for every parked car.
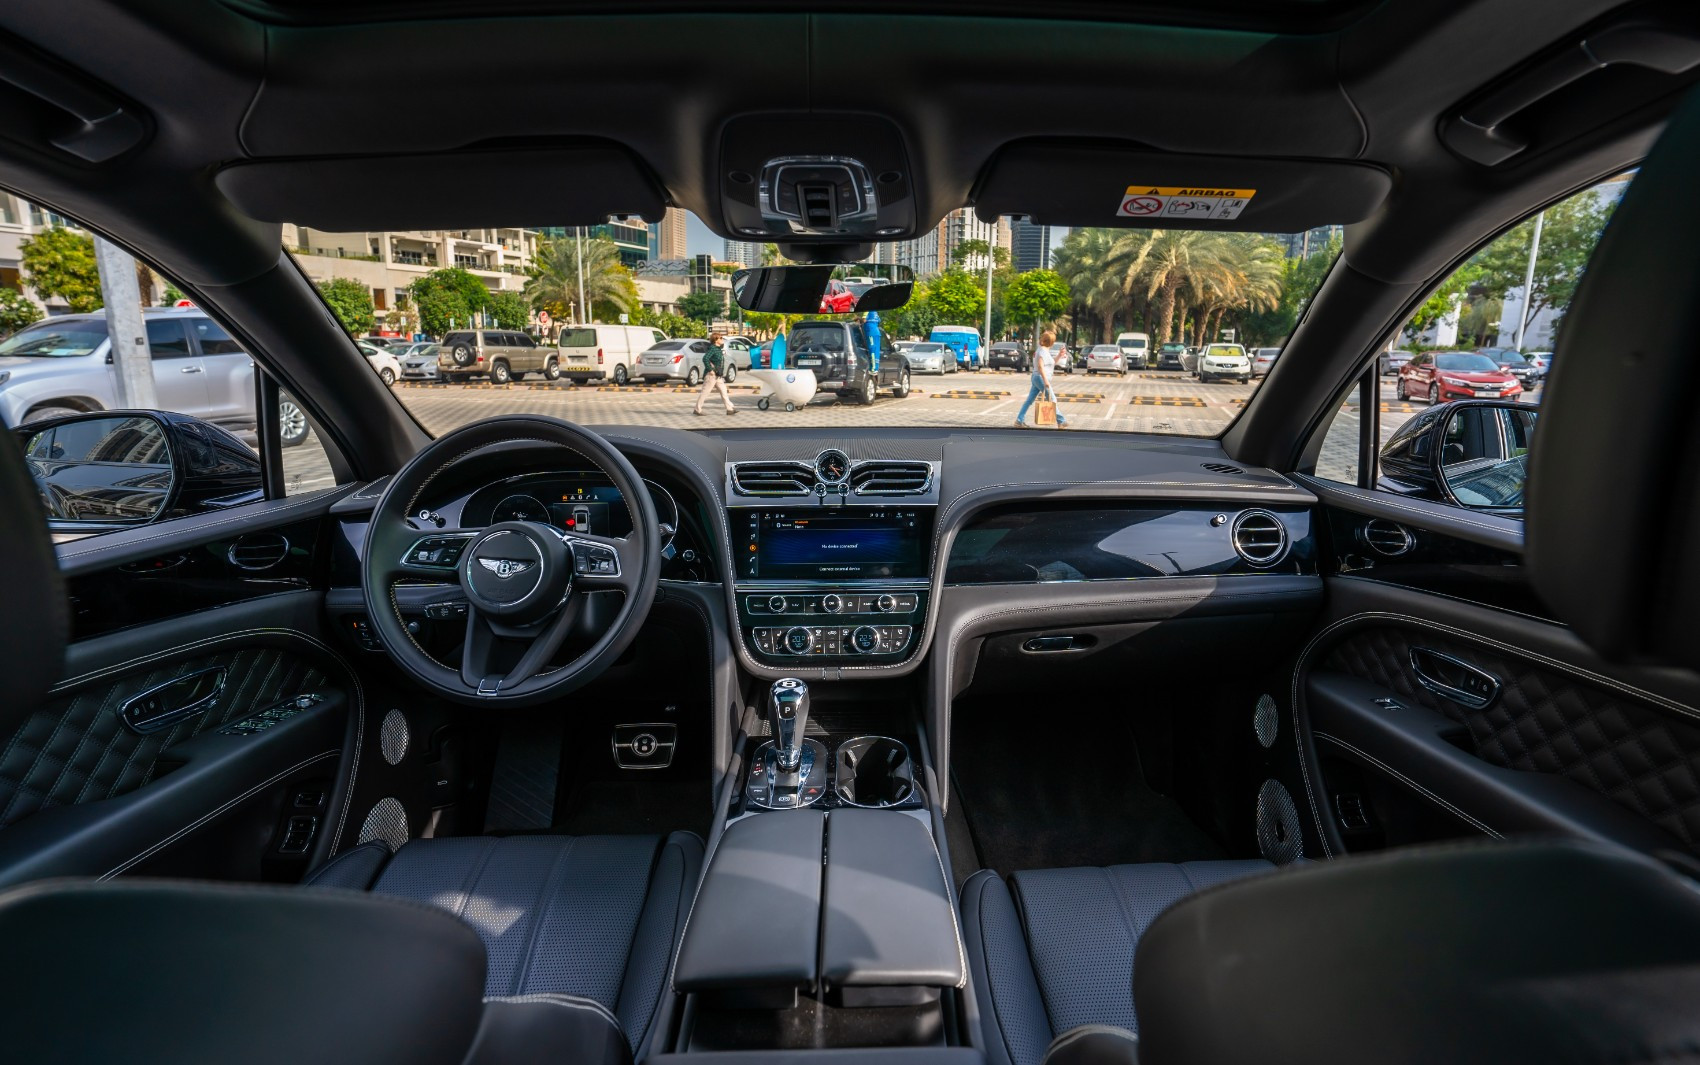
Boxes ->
[438,329,555,383]
[929,325,982,370]
[720,335,755,378]
[399,343,442,380]
[786,319,911,404]
[819,279,858,314]
[637,338,712,385]
[1250,347,1281,377]
[1085,344,1127,375]
[1380,348,1415,375]
[987,342,1027,371]
[904,341,956,374]
[1196,343,1252,383]
[0,307,311,447]
[1114,331,1151,369]
[1476,346,1524,368]
[1183,346,1205,373]
[361,335,401,349]
[357,341,399,386]
[1523,351,1556,383]
[1155,341,1188,370]
[1398,350,1525,404]
[556,324,669,385]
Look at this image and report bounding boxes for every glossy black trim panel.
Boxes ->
[1293,473,1523,554]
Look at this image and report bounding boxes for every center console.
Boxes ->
[733,505,934,666]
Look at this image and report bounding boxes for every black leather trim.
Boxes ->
[0,426,66,723]
[959,869,1050,1065]
[466,995,632,1065]
[0,878,487,1065]
[673,810,825,992]
[821,809,966,989]
[1136,841,1700,1065]
[302,838,392,889]
[1042,1027,1140,1065]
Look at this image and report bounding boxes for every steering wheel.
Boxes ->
[362,415,660,705]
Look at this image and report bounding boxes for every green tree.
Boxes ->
[678,289,725,325]
[524,236,635,325]
[1003,269,1071,336]
[316,277,376,336]
[951,239,1009,270]
[1403,264,1481,343]
[21,226,102,312]
[487,290,531,330]
[0,288,43,337]
[923,270,985,325]
[1467,192,1615,341]
[410,267,490,337]
[161,283,186,304]
[630,305,706,338]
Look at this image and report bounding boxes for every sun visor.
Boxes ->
[215,144,665,229]
[974,142,1392,232]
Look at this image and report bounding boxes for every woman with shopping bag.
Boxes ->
[1015,330,1068,428]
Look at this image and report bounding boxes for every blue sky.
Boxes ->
[685,212,722,257]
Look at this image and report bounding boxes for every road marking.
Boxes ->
[936,390,1011,399]
[1053,392,1105,403]
[1124,396,1207,407]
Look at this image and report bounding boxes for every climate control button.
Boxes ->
[784,626,815,654]
[850,626,880,654]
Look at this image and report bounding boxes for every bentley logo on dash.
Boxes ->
[478,558,535,580]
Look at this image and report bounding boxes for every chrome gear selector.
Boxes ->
[768,677,810,770]
[746,677,827,809]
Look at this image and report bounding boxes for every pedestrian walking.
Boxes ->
[1015,330,1069,428]
[694,330,738,416]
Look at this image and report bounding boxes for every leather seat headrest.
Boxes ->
[0,427,66,718]
[1525,85,1700,672]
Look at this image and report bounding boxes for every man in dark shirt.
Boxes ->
[694,330,737,416]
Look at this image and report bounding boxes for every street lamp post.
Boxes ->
[1513,211,1545,351]
[576,226,588,324]
[982,220,995,346]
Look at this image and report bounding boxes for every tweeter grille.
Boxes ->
[1253,694,1278,748]
[1256,779,1304,865]
[356,796,409,852]
[380,709,410,765]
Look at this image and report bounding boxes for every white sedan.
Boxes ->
[1084,344,1127,375]
[357,340,400,386]
[903,342,957,374]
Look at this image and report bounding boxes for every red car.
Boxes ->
[1398,350,1524,404]
[818,279,858,314]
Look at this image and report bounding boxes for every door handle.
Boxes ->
[180,365,204,373]
[1022,635,1089,653]
[1409,648,1500,710]
[120,666,227,734]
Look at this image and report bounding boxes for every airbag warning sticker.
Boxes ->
[1117,186,1256,221]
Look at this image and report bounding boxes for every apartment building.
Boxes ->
[281,224,537,325]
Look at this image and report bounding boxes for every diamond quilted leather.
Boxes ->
[1322,625,1700,851]
[0,647,328,829]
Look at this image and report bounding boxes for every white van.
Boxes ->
[1114,332,1151,369]
[556,324,669,385]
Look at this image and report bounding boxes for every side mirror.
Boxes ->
[1377,399,1537,515]
[19,410,262,532]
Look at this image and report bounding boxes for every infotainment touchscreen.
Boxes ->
[741,507,932,580]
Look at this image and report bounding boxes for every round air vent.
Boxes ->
[1230,510,1289,567]
[227,532,290,571]
[356,796,409,852]
[379,709,409,766]
[1256,779,1304,865]
[1360,518,1415,558]
[1254,693,1279,748]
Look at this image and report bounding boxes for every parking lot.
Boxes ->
[281,369,1441,495]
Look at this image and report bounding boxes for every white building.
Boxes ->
[1495,176,1630,350]
[722,240,763,267]
[882,210,1011,277]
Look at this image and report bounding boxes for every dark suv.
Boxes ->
[786,320,911,404]
[986,342,1028,371]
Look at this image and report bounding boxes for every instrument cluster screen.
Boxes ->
[743,507,932,580]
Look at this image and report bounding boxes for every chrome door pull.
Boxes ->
[1409,648,1500,710]
[120,666,227,733]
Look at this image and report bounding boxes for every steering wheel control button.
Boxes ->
[784,626,815,655]
[613,723,677,768]
[571,541,620,576]
[405,533,474,568]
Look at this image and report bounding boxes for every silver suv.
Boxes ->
[0,308,310,446]
[438,329,555,383]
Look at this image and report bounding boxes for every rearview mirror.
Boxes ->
[20,410,263,531]
[732,263,914,314]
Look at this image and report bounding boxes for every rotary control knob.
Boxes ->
[876,593,897,613]
[769,595,788,613]
[851,626,881,654]
[821,593,844,614]
[784,626,815,655]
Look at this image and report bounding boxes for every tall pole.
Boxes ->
[982,222,995,346]
[94,236,157,409]
[575,226,588,324]
[1514,210,1545,351]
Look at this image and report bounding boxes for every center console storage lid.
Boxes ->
[674,810,825,992]
[822,809,966,989]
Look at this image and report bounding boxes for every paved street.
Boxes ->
[281,370,1435,495]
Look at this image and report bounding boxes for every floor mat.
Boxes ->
[952,712,1225,874]
[554,779,711,839]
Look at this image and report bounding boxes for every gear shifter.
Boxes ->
[768,678,810,770]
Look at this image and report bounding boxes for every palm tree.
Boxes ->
[524,235,636,325]
[1052,229,1125,342]
[1112,230,1236,343]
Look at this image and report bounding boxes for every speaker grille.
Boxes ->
[380,709,409,766]
[1253,694,1279,748]
[1256,779,1304,865]
[356,796,409,852]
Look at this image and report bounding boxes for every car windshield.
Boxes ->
[0,319,107,357]
[1436,353,1502,371]
[1205,345,1243,357]
[274,216,1339,471]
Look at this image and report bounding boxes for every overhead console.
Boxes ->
[727,450,938,668]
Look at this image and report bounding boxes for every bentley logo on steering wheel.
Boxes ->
[478,558,535,580]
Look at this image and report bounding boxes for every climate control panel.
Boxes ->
[738,587,926,664]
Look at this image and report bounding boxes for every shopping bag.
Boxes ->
[1035,398,1058,427]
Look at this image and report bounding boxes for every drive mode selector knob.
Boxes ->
[821,593,844,614]
[851,626,880,654]
[876,593,897,613]
[769,595,788,613]
[784,626,815,654]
